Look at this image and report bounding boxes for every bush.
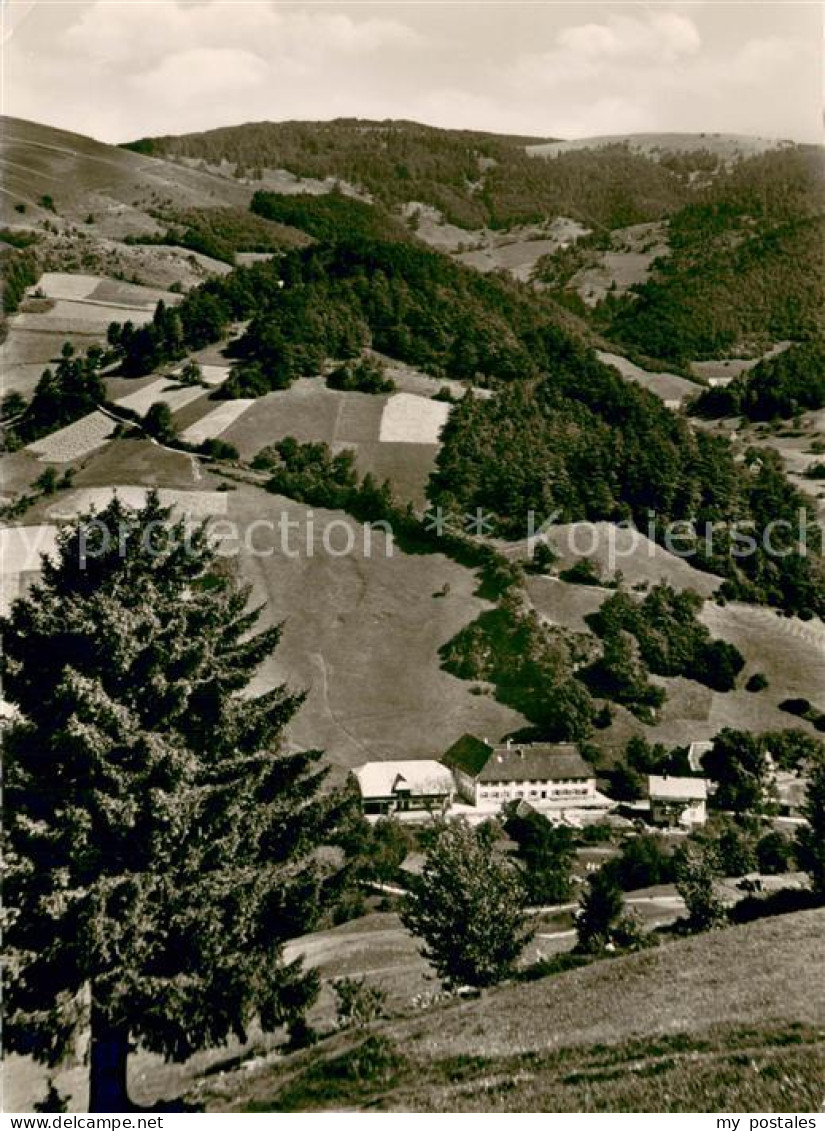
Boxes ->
[756,830,794,875]
[779,698,814,719]
[527,541,558,575]
[286,1016,318,1050]
[400,819,532,988]
[199,438,239,461]
[674,843,726,933]
[177,360,203,386]
[746,672,769,693]
[327,356,395,394]
[332,977,387,1029]
[34,467,59,496]
[143,401,177,444]
[560,558,602,586]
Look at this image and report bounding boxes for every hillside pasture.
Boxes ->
[0,328,81,400]
[454,217,590,282]
[517,522,722,597]
[0,449,47,501]
[67,436,205,491]
[223,485,524,766]
[406,202,589,281]
[1,273,179,398]
[15,298,161,336]
[0,115,251,227]
[203,908,825,1112]
[32,272,100,301]
[44,485,230,523]
[220,381,446,506]
[570,222,669,305]
[596,351,699,405]
[689,340,792,385]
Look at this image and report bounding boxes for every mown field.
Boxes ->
[220,378,450,508]
[1,271,179,400]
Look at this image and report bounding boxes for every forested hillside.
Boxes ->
[124,120,823,365]
[98,229,825,620]
[430,376,824,617]
[691,339,825,420]
[123,120,692,230]
[591,148,824,361]
[109,236,588,388]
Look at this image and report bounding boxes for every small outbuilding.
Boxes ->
[648,774,708,827]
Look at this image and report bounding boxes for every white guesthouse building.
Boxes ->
[442,735,600,810]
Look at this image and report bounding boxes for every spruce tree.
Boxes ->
[2,493,345,1111]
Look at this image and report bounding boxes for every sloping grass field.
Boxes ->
[198,908,825,1112]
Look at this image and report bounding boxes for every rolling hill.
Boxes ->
[0,115,251,229]
[527,131,791,161]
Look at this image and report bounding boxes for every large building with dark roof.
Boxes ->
[442,735,598,808]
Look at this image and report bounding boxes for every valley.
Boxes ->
[2,112,823,1116]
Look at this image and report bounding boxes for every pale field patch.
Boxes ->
[1,523,60,573]
[32,273,101,301]
[114,378,207,416]
[179,400,255,445]
[45,486,230,521]
[0,525,59,615]
[26,411,115,462]
[15,300,156,335]
[596,351,698,405]
[379,393,450,444]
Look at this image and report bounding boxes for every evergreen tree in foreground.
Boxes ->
[2,493,345,1111]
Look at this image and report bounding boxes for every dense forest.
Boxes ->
[250,189,410,243]
[592,149,825,361]
[123,120,696,230]
[109,235,587,388]
[431,382,824,617]
[691,340,825,420]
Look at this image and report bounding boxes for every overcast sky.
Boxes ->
[2,1,822,144]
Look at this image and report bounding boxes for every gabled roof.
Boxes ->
[352,760,453,798]
[442,734,493,777]
[443,735,594,783]
[648,774,707,802]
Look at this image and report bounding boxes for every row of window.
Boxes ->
[478,787,589,801]
[483,778,588,787]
